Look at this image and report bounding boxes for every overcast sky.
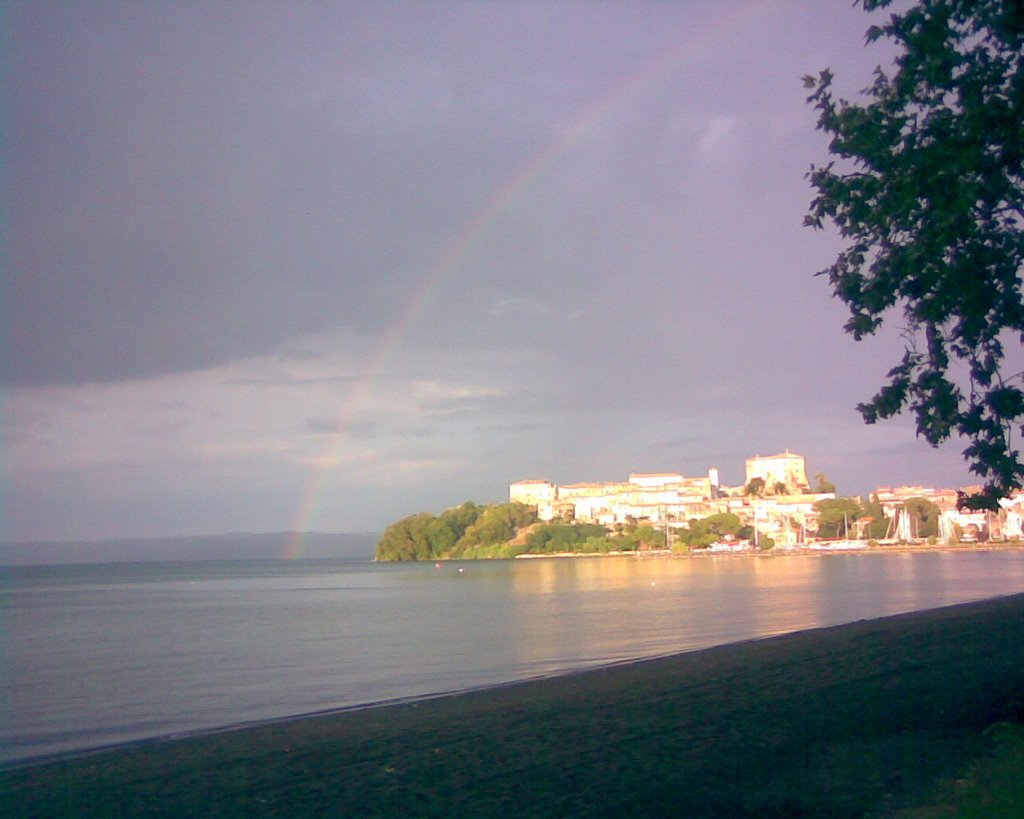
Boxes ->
[5,0,982,542]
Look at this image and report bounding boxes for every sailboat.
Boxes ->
[884,505,919,543]
[814,511,866,550]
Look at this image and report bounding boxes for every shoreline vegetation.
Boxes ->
[374,499,1024,562]
[3,594,1022,816]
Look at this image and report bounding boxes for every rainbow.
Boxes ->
[284,2,759,558]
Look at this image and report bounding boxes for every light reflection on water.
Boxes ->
[3,550,1022,763]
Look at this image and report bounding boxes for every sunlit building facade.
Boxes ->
[744,450,811,494]
[510,453,833,545]
[510,456,1024,545]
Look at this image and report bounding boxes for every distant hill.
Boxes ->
[0,531,379,565]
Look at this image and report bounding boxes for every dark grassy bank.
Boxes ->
[3,594,1022,817]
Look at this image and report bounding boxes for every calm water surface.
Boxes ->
[3,550,1023,763]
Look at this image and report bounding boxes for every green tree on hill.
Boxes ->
[454,502,536,556]
[375,501,537,561]
[425,517,457,555]
[439,501,481,542]
[375,512,437,561]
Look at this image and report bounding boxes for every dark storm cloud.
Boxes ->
[5,1,572,387]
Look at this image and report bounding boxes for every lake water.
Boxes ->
[3,550,1023,764]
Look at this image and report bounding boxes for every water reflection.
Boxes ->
[499,551,1024,677]
[6,551,1023,762]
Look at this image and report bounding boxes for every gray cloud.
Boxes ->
[305,418,346,435]
[6,2,555,386]
[6,1,980,540]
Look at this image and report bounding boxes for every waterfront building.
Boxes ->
[510,453,832,543]
[511,458,1024,545]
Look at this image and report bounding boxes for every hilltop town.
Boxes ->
[510,451,1023,548]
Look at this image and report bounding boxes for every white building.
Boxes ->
[745,451,810,493]
[510,457,1017,545]
[509,479,556,507]
[510,455,827,536]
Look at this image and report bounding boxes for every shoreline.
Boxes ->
[511,541,1024,559]
[3,593,1022,816]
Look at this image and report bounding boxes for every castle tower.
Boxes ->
[744,451,810,493]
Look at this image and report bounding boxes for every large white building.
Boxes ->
[745,450,811,493]
[508,479,556,508]
[510,452,833,545]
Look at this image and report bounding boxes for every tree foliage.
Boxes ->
[805,0,1024,508]
[375,501,536,561]
[525,521,612,553]
[904,495,942,537]
[377,501,685,560]
[861,493,893,538]
[628,524,668,550]
[814,497,863,538]
[675,513,744,548]
[814,471,837,493]
[814,495,893,538]
[453,502,537,555]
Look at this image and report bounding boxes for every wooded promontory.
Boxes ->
[372,501,769,560]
